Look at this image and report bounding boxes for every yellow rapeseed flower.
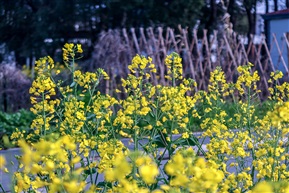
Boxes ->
[0,155,6,170]
[249,181,273,193]
[139,164,159,184]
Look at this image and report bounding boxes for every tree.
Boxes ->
[204,0,218,32]
[226,0,248,34]
[100,0,204,29]
[152,0,204,28]
[273,0,278,11]
[0,0,205,64]
[0,0,78,64]
[243,0,258,37]
[265,0,269,13]
[198,0,230,36]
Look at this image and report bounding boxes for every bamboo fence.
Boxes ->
[89,27,289,99]
[1,27,289,111]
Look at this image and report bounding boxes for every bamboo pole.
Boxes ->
[131,28,141,54]
[262,34,275,72]
[283,33,289,70]
[272,33,289,74]
[147,27,165,85]
[181,28,197,85]
[223,33,238,69]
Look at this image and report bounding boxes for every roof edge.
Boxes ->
[262,8,289,20]
[262,14,289,20]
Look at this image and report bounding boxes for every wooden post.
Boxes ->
[158,27,167,57]
[122,28,132,75]
[147,27,165,85]
[181,28,197,83]
[203,29,212,71]
[192,29,205,90]
[223,33,238,75]
[169,28,180,53]
[131,28,141,54]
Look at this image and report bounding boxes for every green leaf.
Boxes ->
[84,168,97,175]
[152,135,168,148]
[97,181,112,188]
[70,82,76,87]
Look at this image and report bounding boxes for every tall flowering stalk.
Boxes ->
[164,52,183,87]
[28,56,59,137]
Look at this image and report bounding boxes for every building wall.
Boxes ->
[269,18,289,72]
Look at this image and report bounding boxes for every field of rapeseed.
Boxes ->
[1,43,289,193]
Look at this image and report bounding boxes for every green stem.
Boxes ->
[86,157,94,184]
[94,172,99,185]
[134,129,138,151]
[72,55,75,81]
[270,129,280,180]
[246,87,251,129]
[246,87,258,184]
[0,184,6,193]
[71,54,78,97]
[190,136,206,157]
[172,63,175,87]
[44,185,49,193]
[168,118,175,158]
[42,93,46,136]
[85,78,99,115]
[157,148,168,166]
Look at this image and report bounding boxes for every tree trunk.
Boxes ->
[245,8,256,35]
[205,0,217,33]
[228,0,236,31]
[286,0,289,8]
[273,0,278,11]
[244,1,256,43]
[265,0,269,13]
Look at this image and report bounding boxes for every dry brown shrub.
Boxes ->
[0,64,32,112]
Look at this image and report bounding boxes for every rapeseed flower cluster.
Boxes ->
[14,135,86,193]
[164,147,224,192]
[268,71,289,102]
[63,43,83,62]
[103,152,160,192]
[199,63,289,192]
[164,52,183,84]
[6,43,289,193]
[235,63,260,96]
[28,56,59,138]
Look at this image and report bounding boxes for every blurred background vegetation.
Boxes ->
[1,0,288,65]
[0,0,288,113]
